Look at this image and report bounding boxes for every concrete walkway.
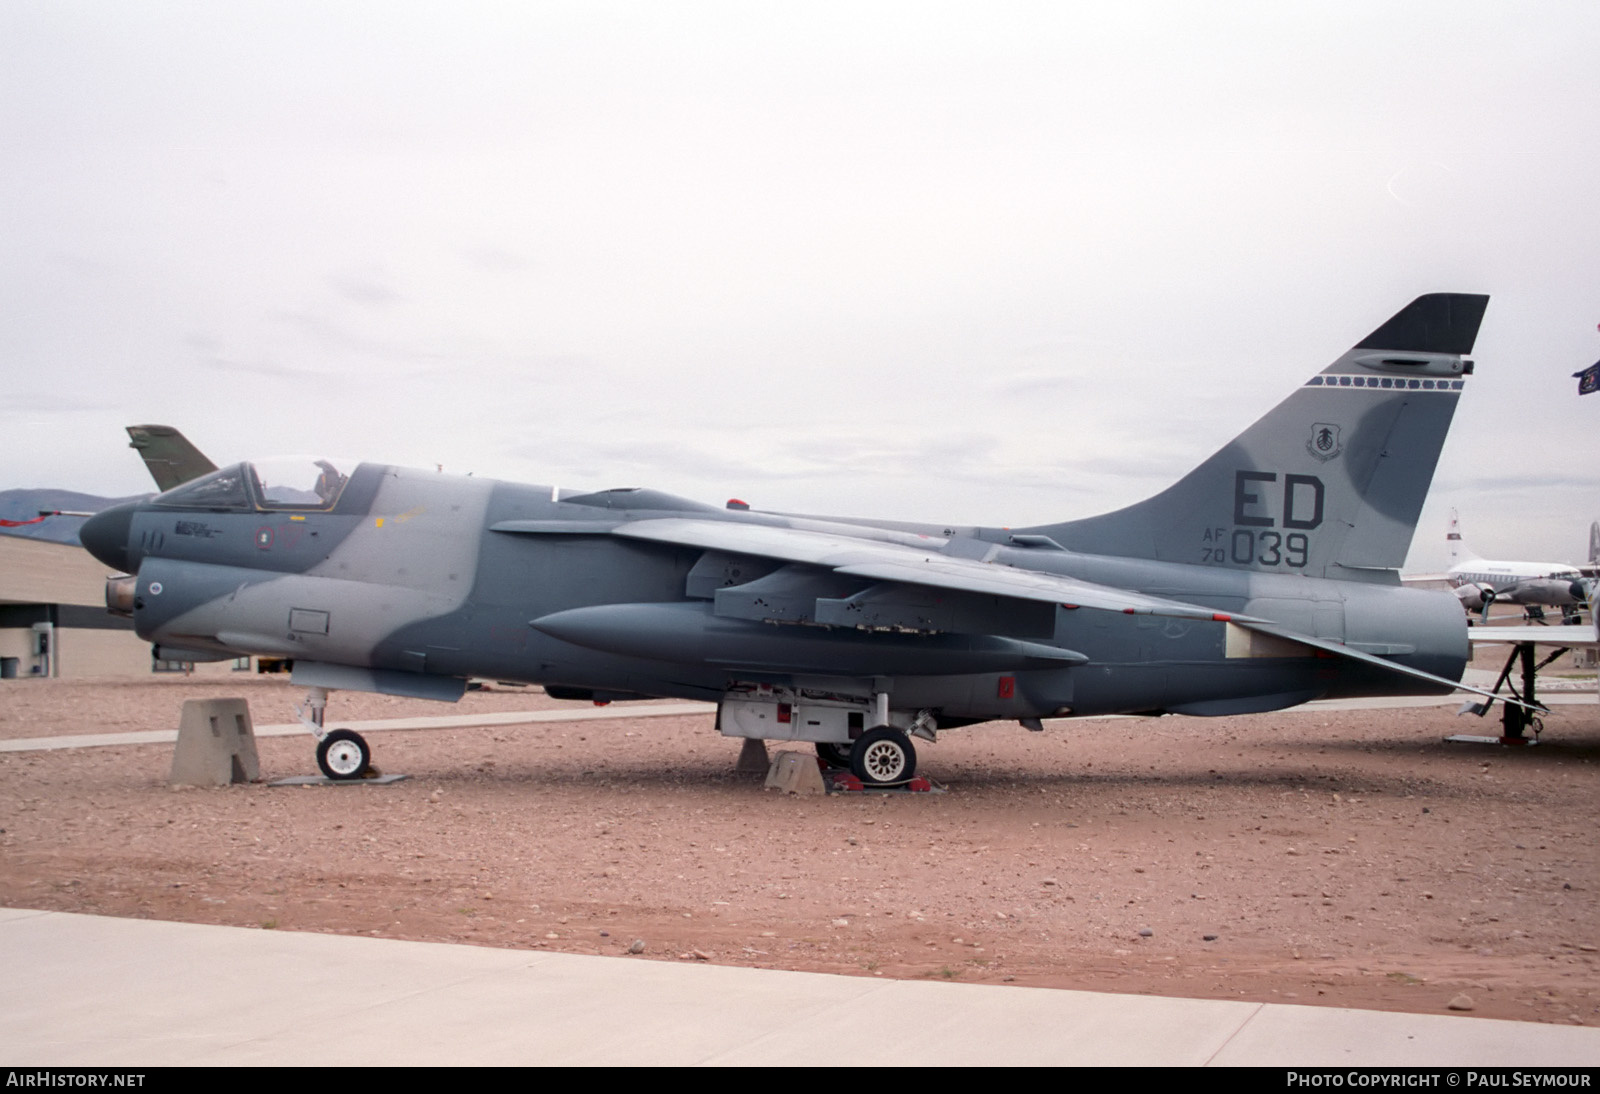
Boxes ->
[3,691,1593,755]
[0,700,718,753]
[2,907,1597,1066]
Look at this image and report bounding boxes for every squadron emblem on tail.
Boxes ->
[1306,423,1342,462]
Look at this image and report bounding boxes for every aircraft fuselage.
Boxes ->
[83,461,1468,724]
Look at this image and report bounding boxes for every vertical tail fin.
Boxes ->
[125,425,218,492]
[1026,294,1489,581]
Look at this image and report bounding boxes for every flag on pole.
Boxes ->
[1576,360,1600,396]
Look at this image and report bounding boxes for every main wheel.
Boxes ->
[317,729,371,781]
[850,726,916,786]
[815,741,853,769]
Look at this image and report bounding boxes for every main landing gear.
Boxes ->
[814,741,854,769]
[297,686,375,780]
[722,682,933,788]
[814,725,920,786]
[850,726,917,785]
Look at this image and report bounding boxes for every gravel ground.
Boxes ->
[2,665,1598,1026]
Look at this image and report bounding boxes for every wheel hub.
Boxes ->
[324,741,364,776]
[861,740,906,782]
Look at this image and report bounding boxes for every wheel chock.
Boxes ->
[737,737,771,774]
[824,771,940,794]
[765,750,827,795]
[169,698,260,787]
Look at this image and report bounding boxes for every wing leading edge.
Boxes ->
[497,516,1528,708]
[604,517,1249,622]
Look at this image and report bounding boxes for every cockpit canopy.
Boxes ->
[154,458,353,512]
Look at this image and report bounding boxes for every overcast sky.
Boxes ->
[3,1,1596,571]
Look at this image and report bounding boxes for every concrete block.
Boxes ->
[169,698,260,787]
[735,737,770,774]
[764,750,826,795]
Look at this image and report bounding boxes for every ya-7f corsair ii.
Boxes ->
[80,294,1517,785]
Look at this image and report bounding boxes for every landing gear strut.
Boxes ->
[297,686,374,780]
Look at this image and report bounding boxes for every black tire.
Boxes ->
[815,741,853,769]
[317,729,371,781]
[849,726,916,786]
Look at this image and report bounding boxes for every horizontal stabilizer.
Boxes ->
[1467,625,1598,650]
[1233,619,1542,711]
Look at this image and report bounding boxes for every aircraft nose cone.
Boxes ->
[79,502,138,573]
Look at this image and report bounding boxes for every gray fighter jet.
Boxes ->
[80,293,1515,785]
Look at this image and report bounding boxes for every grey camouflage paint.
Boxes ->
[79,294,1488,761]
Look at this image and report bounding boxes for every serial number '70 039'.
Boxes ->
[1198,471,1324,567]
[1200,528,1310,567]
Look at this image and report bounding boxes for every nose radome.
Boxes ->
[79,502,138,573]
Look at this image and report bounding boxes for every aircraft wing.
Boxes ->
[499,515,1531,707]
[602,517,1251,623]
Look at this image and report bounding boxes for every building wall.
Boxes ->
[0,535,115,607]
[0,534,253,679]
[58,628,158,676]
[0,625,251,679]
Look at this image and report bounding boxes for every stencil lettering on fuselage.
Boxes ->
[1196,470,1324,568]
[153,468,493,662]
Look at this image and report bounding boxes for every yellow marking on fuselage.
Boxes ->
[375,517,384,528]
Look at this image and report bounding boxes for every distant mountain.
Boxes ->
[0,489,148,546]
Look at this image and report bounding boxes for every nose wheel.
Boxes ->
[316,729,372,781]
[297,687,377,781]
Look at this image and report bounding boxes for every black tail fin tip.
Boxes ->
[1354,293,1489,356]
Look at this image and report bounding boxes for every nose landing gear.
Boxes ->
[297,686,376,781]
[316,729,372,780]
